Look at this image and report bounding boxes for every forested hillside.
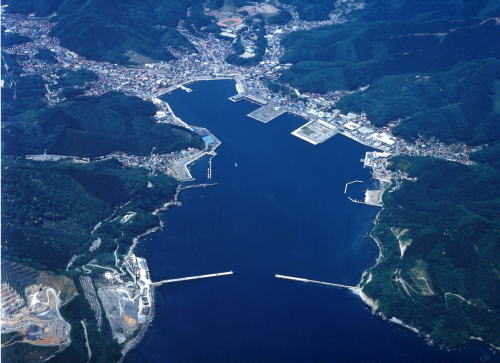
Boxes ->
[336,59,500,145]
[277,0,500,350]
[3,90,203,157]
[1,47,202,271]
[2,55,203,157]
[281,12,500,91]
[1,158,178,270]
[1,14,209,361]
[363,156,500,348]
[4,0,211,65]
[279,0,500,145]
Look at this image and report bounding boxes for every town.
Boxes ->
[2,1,474,178]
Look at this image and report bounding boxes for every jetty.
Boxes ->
[275,274,358,292]
[152,271,233,286]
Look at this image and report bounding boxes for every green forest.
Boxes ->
[278,0,500,146]
[363,156,500,348]
[336,59,500,145]
[3,90,203,157]
[2,53,202,157]
[3,0,340,64]
[4,0,216,65]
[1,24,205,360]
[280,14,500,92]
[1,157,178,270]
[1,50,202,270]
[280,0,500,349]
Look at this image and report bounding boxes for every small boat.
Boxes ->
[235,162,238,167]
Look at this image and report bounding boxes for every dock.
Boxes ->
[275,274,358,291]
[152,271,233,286]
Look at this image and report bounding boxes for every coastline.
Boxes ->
[354,155,447,350]
[119,130,221,358]
[4,7,496,361]
[126,82,387,359]
[119,81,496,360]
[120,185,183,358]
[356,156,500,354]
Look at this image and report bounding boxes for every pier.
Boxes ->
[275,274,358,292]
[152,271,233,286]
[159,76,236,96]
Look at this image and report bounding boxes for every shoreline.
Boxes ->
[123,83,385,360]
[120,137,220,358]
[356,158,500,354]
[120,184,183,358]
[120,81,496,361]
[4,10,490,362]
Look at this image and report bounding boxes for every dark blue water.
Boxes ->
[127,81,492,363]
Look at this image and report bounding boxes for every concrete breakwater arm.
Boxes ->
[179,183,217,191]
[275,274,359,292]
[152,271,233,286]
[344,180,363,194]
